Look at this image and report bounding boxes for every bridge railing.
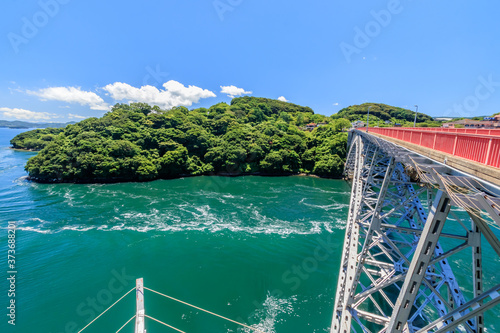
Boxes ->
[383,127,500,136]
[360,127,500,168]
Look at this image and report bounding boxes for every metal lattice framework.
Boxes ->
[331,130,500,333]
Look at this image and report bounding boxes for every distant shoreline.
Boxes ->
[10,147,341,183]
[24,171,339,184]
[0,120,74,129]
[9,147,38,152]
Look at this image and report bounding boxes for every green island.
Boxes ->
[332,103,440,126]
[10,97,435,183]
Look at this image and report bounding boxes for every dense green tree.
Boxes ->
[158,145,188,178]
[313,154,343,176]
[334,103,435,124]
[10,128,64,150]
[12,97,357,182]
[332,118,351,132]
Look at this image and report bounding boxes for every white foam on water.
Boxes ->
[334,217,347,229]
[299,198,349,211]
[269,186,288,194]
[13,176,30,186]
[14,226,53,234]
[2,195,346,236]
[243,293,298,333]
[2,211,346,235]
[60,225,95,232]
[2,217,343,236]
[295,184,350,195]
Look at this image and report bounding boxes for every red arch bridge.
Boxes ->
[331,128,500,333]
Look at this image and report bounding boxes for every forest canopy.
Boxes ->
[11,97,349,183]
[332,103,435,125]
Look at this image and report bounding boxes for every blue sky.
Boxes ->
[1,0,499,122]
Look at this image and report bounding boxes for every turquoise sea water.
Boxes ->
[0,128,352,333]
[1,128,499,333]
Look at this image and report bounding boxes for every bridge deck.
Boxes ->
[363,128,500,186]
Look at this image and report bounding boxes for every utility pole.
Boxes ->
[413,105,418,127]
[135,278,145,333]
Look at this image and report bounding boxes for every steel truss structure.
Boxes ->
[331,130,500,333]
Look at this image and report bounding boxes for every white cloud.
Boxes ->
[0,107,57,120]
[68,113,87,119]
[220,85,252,99]
[104,81,216,109]
[28,86,110,111]
[278,96,288,102]
[333,102,339,106]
